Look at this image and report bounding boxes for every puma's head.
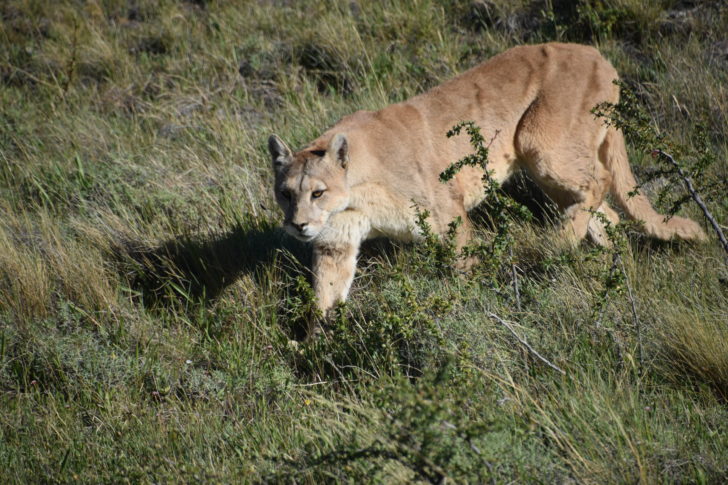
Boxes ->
[268,133,350,241]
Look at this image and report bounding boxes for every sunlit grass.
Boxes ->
[1,0,726,482]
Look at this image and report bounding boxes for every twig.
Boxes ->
[487,312,566,375]
[293,381,329,387]
[62,18,80,96]
[594,252,620,328]
[655,149,728,257]
[619,258,642,369]
[509,247,521,311]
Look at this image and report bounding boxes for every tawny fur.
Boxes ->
[268,42,706,314]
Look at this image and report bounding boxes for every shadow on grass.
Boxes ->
[118,217,310,308]
[115,172,553,310]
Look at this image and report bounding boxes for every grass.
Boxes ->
[1,0,727,482]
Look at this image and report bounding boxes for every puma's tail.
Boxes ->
[601,128,706,241]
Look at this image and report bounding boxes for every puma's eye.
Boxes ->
[280,190,292,200]
[311,190,324,199]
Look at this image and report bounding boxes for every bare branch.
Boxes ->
[655,149,728,257]
[487,312,566,375]
[594,252,621,329]
[509,247,521,311]
[620,258,642,368]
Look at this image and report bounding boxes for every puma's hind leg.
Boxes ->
[521,148,612,246]
[587,201,620,246]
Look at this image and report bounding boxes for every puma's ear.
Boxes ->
[268,134,292,171]
[328,133,349,169]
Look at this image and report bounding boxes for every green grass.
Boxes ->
[1,0,727,482]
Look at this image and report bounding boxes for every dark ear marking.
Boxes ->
[268,134,292,170]
[328,133,349,169]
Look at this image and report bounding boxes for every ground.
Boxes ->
[0,1,727,483]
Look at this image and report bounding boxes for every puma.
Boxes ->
[268,42,705,315]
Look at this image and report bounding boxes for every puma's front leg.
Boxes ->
[312,241,359,314]
[430,197,477,272]
[310,210,370,315]
[453,215,478,271]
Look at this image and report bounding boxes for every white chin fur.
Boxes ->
[285,225,318,241]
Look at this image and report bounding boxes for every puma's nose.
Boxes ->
[291,222,308,233]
